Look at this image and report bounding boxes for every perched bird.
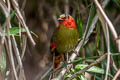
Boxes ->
[50,14,79,68]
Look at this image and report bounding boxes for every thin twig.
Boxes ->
[0,26,5,56]
[34,64,53,80]
[6,0,10,11]
[93,0,120,52]
[67,54,107,80]
[6,1,26,80]
[51,0,110,79]
[11,0,36,46]
[0,28,4,80]
[0,1,18,80]
[21,0,27,11]
[85,0,110,43]
[114,14,120,25]
[94,0,120,79]
[52,14,58,27]
[96,8,111,80]
[105,23,111,80]
[94,0,117,39]
[12,36,26,80]
[21,35,27,59]
[41,66,53,79]
[113,68,120,80]
[0,1,26,80]
[111,56,118,72]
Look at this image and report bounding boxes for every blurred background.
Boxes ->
[19,0,89,80]
[17,0,120,80]
[0,0,119,80]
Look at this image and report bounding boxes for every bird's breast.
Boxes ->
[56,26,79,53]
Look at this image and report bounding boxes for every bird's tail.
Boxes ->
[53,53,65,68]
[50,43,65,68]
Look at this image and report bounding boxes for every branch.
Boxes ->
[0,1,26,80]
[11,0,36,46]
[51,0,110,80]
[93,0,120,52]
[113,68,120,80]
[93,0,120,79]
[0,1,18,80]
[94,1,111,80]
[67,54,107,80]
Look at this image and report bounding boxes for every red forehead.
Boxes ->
[59,16,76,29]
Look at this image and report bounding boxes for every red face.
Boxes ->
[58,14,76,29]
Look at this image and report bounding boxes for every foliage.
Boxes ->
[0,0,120,80]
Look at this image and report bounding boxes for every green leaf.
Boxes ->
[75,64,104,74]
[65,74,72,78]
[72,78,77,80]
[10,10,16,19]
[87,66,104,74]
[96,23,101,48]
[2,10,16,27]
[8,27,26,36]
[0,11,5,23]
[5,27,38,38]
[77,8,83,38]
[111,52,120,56]
[75,64,86,70]
[79,74,86,80]
[84,0,89,13]
[64,70,85,80]
[112,0,120,8]
[84,3,95,39]
[75,64,113,78]
[97,50,104,55]
[69,56,98,64]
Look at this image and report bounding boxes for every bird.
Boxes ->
[50,14,79,68]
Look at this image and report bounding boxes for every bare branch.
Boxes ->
[21,35,27,60]
[96,5,111,80]
[11,0,36,46]
[51,0,110,80]
[113,68,120,80]
[93,0,120,79]
[94,0,120,52]
[0,1,19,80]
[67,54,107,80]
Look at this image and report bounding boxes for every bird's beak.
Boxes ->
[57,18,64,22]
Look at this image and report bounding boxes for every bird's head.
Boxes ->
[58,14,76,29]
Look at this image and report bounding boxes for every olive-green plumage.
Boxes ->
[56,25,79,53]
[50,14,79,68]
